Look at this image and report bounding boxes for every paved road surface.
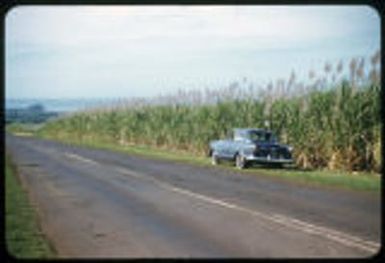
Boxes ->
[6,135,381,258]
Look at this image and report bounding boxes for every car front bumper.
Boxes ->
[244,154,294,164]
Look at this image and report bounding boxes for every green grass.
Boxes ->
[6,123,40,137]
[36,134,381,192]
[242,167,380,192]
[5,155,55,259]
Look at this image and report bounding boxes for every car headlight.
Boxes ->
[287,146,293,152]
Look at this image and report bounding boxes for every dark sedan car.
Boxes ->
[209,128,294,169]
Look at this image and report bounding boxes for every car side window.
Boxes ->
[249,131,260,141]
[225,130,233,140]
[234,129,244,141]
[243,131,251,140]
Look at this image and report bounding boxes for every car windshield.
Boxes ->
[248,130,273,142]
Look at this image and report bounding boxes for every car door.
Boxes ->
[221,129,234,158]
[227,129,242,158]
[233,129,247,156]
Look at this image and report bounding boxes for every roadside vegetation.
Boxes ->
[36,50,381,175]
[5,155,55,258]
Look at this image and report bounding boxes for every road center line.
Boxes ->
[64,152,100,166]
[114,166,380,254]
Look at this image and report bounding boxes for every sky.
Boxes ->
[5,5,380,99]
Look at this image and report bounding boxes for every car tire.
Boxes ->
[211,152,220,165]
[273,163,283,169]
[235,153,247,169]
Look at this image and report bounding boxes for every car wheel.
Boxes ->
[235,154,247,169]
[273,163,283,169]
[211,152,220,165]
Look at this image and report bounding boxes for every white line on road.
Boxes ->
[114,167,143,179]
[64,152,100,166]
[115,166,380,254]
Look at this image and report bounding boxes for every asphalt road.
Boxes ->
[6,134,381,258]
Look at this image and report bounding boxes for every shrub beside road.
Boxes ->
[5,155,55,258]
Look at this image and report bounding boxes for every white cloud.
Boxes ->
[8,5,377,49]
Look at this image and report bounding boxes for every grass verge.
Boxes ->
[6,123,41,137]
[5,154,55,259]
[34,134,381,192]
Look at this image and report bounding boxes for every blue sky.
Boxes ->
[6,5,380,99]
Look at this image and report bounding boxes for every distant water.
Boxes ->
[5,98,119,112]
